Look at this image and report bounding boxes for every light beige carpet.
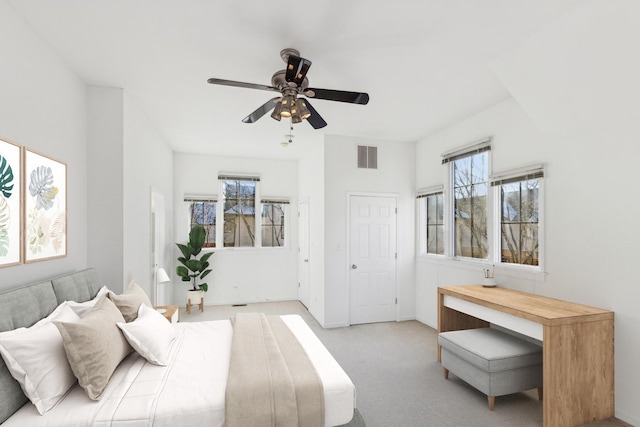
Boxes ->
[179,301,630,427]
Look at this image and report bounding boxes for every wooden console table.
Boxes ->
[438,285,614,427]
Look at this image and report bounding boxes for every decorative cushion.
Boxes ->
[108,280,153,322]
[65,286,109,318]
[0,303,80,415]
[54,295,132,400]
[117,304,177,366]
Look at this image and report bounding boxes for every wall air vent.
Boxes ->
[357,145,378,169]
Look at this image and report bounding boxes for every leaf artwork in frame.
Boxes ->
[0,138,22,267]
[24,148,67,262]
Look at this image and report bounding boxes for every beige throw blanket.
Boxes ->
[225,313,325,427]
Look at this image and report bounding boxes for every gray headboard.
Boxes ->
[0,268,101,424]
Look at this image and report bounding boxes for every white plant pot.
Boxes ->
[186,289,205,314]
[186,289,204,303]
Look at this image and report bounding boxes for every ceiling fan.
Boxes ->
[207,48,369,129]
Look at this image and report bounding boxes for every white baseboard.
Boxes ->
[322,321,350,329]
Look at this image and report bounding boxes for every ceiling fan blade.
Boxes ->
[242,97,280,123]
[303,100,327,129]
[285,55,312,86]
[306,88,369,105]
[207,78,279,93]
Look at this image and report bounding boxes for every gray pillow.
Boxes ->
[54,295,132,400]
[107,280,153,322]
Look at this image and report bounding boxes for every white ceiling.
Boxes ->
[6,0,583,159]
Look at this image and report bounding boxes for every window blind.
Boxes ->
[217,175,260,182]
[441,137,492,164]
[184,195,217,203]
[416,185,444,199]
[261,199,290,204]
[490,166,544,187]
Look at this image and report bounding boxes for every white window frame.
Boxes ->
[184,195,218,248]
[442,138,493,262]
[491,165,545,273]
[216,175,261,249]
[260,199,290,249]
[417,186,445,257]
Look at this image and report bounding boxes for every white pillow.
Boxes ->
[0,304,80,415]
[65,285,109,318]
[117,304,176,366]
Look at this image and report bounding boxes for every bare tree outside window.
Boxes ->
[222,179,256,247]
[188,201,216,247]
[261,203,285,247]
[500,179,539,265]
[453,152,488,258]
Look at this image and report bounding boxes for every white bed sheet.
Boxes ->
[3,315,355,427]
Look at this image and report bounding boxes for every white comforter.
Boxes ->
[3,316,355,427]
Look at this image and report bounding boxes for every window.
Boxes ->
[418,191,444,255]
[185,197,217,247]
[261,200,288,247]
[443,140,490,259]
[219,176,258,247]
[492,169,543,266]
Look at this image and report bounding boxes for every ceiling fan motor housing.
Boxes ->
[271,70,308,92]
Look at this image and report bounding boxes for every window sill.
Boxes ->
[214,246,289,252]
[417,255,546,282]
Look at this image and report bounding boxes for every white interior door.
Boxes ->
[298,200,310,308]
[349,195,397,325]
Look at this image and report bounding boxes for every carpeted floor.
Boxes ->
[179,301,630,427]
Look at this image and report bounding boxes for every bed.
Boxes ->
[0,269,358,426]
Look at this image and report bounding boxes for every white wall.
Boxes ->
[86,88,173,297]
[0,2,173,304]
[0,2,88,289]
[490,3,639,422]
[324,135,416,327]
[122,94,174,298]
[173,153,298,306]
[87,87,124,290]
[297,135,326,324]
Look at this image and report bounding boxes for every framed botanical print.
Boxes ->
[0,138,22,267]
[24,148,67,262]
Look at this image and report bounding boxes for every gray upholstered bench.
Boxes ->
[439,327,543,410]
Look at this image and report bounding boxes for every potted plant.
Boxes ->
[176,225,213,309]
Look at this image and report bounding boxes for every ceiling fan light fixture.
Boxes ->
[270,98,283,121]
[280,96,294,118]
[296,99,311,120]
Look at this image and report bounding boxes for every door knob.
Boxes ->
[351,264,358,269]
[304,259,309,263]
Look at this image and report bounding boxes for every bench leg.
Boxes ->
[538,387,543,401]
[487,396,495,411]
[443,368,449,380]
